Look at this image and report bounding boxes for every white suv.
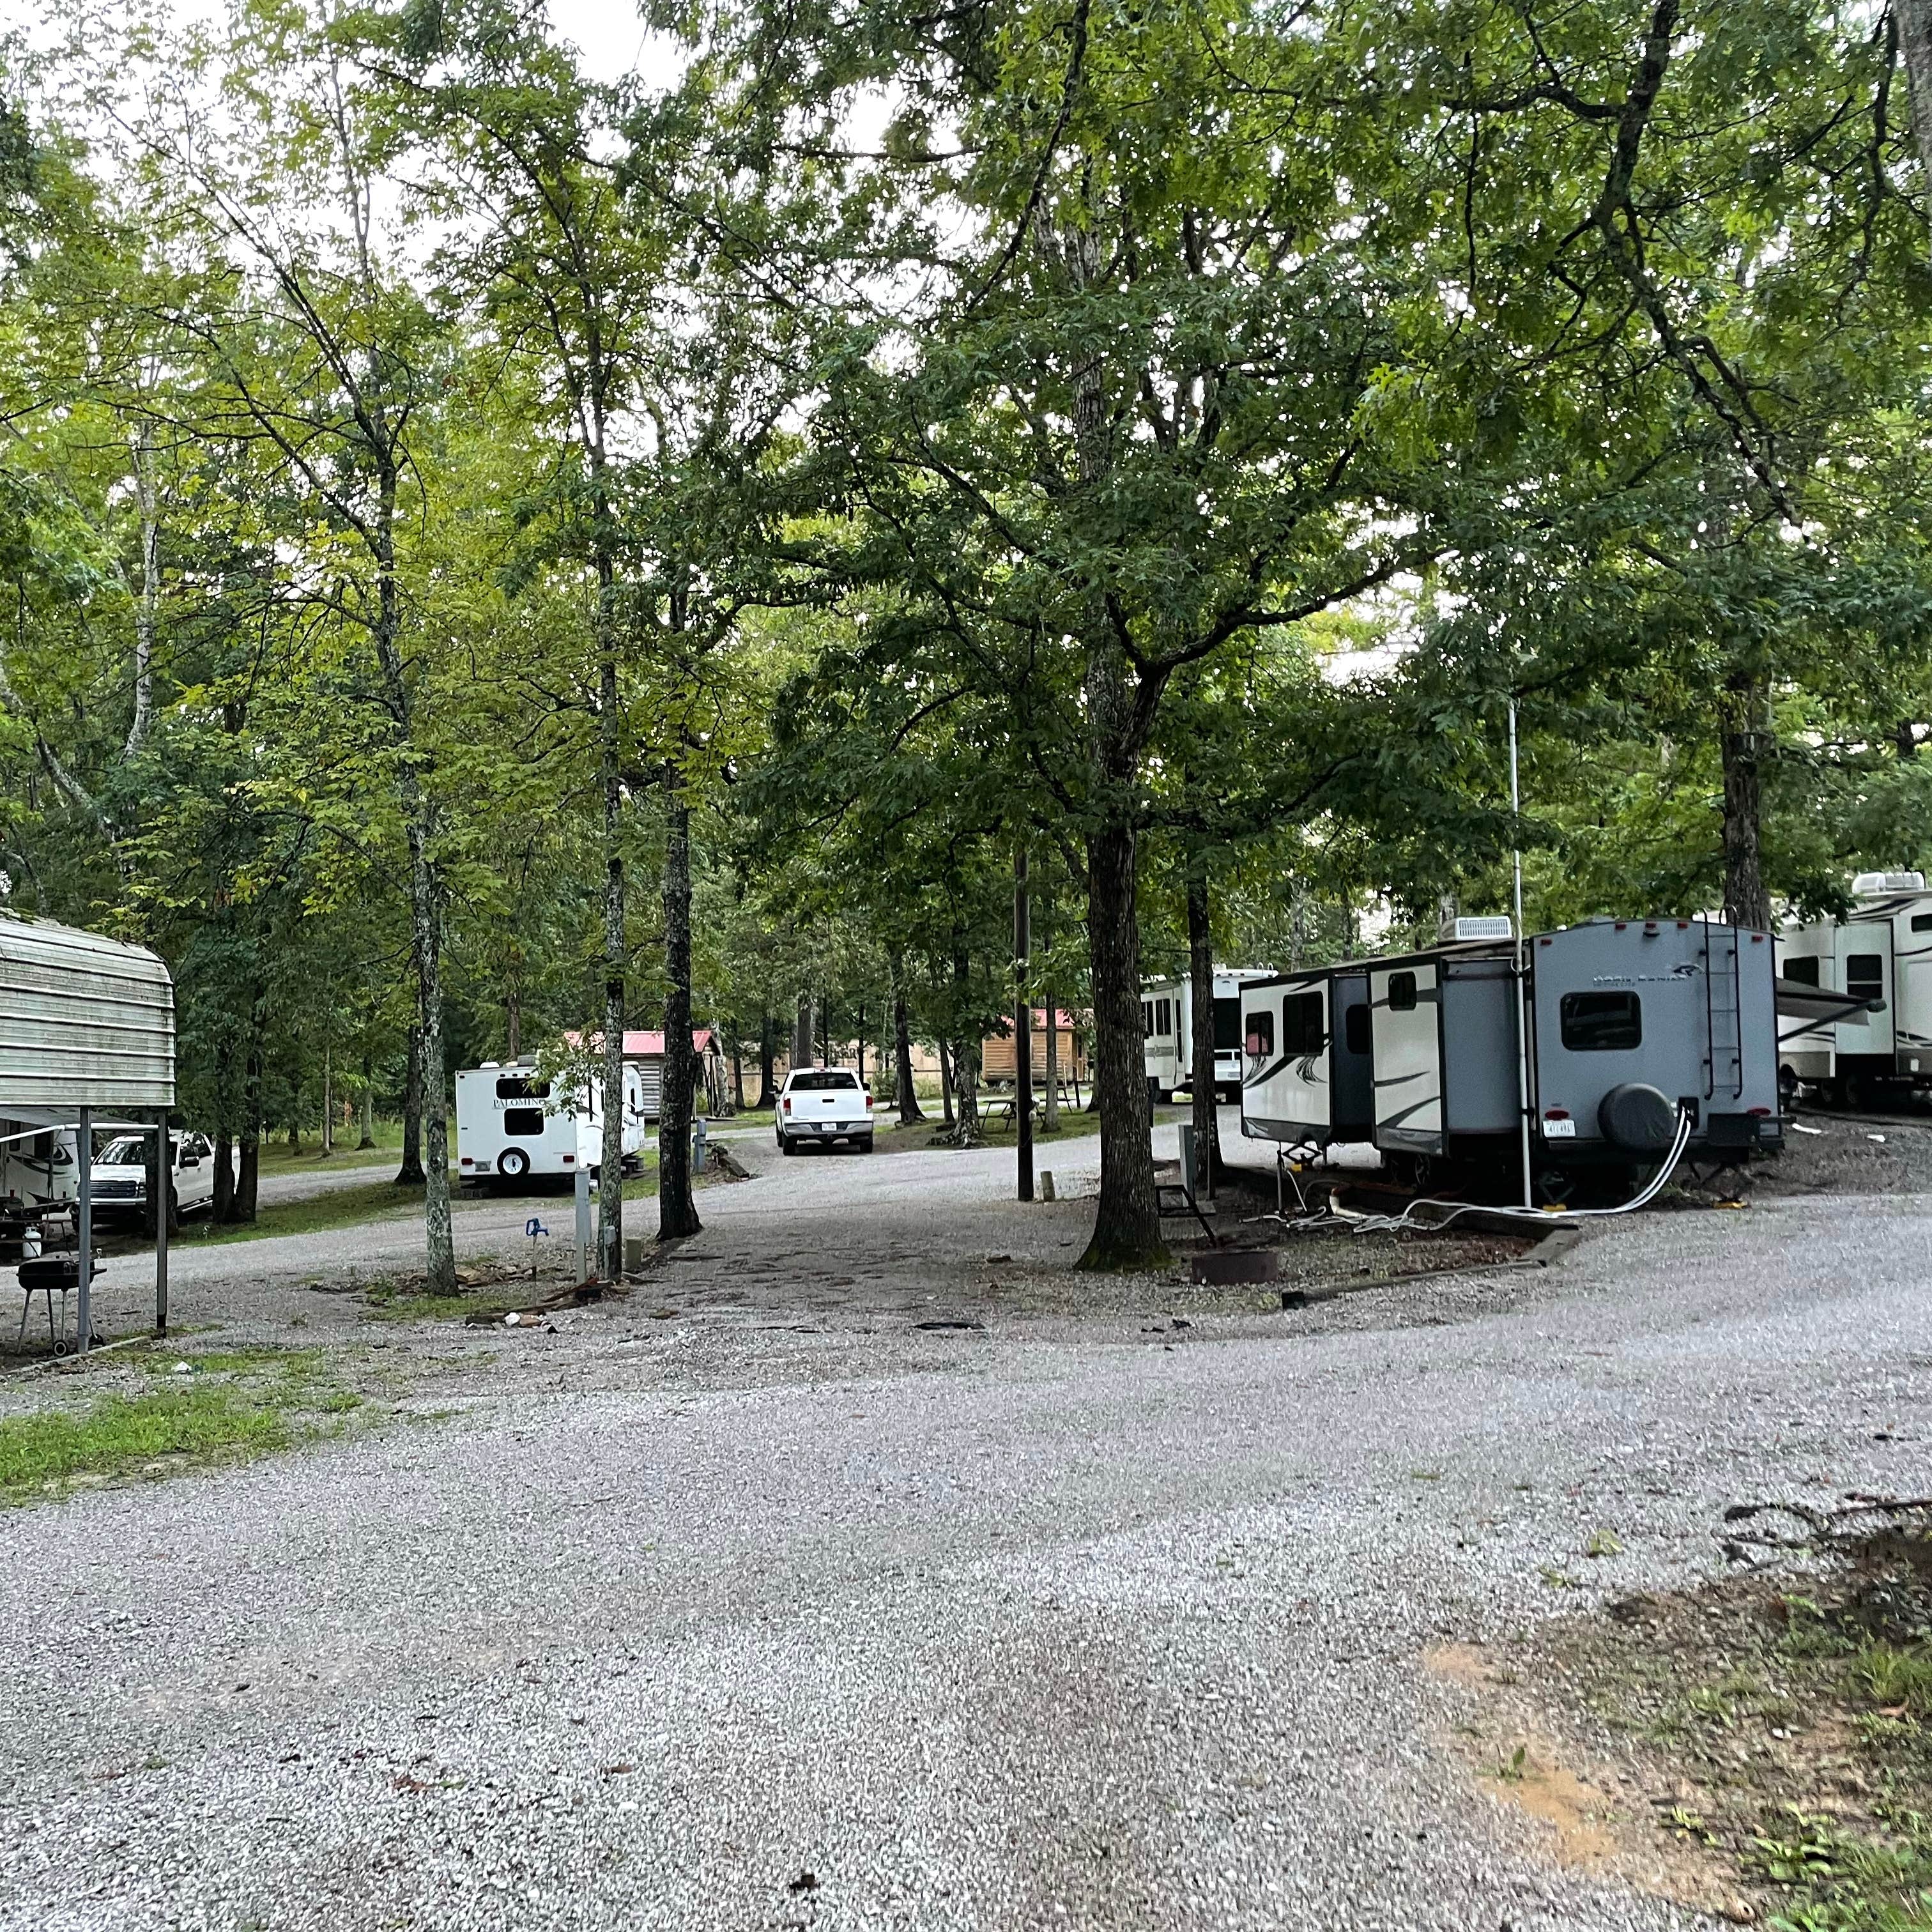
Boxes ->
[777,1068,874,1154]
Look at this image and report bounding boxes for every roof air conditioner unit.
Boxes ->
[1441,915,1514,942]
[1851,871,1926,895]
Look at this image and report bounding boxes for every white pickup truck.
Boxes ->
[776,1067,874,1154]
[88,1130,220,1217]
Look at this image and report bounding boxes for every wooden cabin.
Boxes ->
[981,1008,1090,1096]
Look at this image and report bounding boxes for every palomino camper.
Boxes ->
[1236,968,1375,1149]
[1239,918,1782,1191]
[1777,872,1932,1100]
[1142,968,1273,1101]
[454,1061,647,1188]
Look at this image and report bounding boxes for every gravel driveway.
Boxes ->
[4,1126,1928,1930]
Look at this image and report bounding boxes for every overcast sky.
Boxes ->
[0,0,681,88]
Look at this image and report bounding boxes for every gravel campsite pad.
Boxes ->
[6,1116,1932,1929]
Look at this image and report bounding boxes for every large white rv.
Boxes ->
[1142,968,1273,1102]
[1777,871,1932,1100]
[454,1060,647,1188]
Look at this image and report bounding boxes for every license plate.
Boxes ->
[1542,1117,1577,1138]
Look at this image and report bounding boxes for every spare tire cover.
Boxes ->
[1598,1082,1677,1153]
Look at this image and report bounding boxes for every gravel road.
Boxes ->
[5,1124,1928,1930]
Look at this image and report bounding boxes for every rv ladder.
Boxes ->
[1702,924,1744,1100]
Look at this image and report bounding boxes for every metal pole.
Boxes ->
[1015,848,1034,1202]
[75,1105,92,1354]
[1509,697,1533,1209]
[153,1108,169,1338]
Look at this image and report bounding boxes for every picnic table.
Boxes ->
[977,1094,1044,1131]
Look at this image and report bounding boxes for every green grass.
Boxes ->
[0,1346,363,1503]
[1848,1643,1932,1719]
[179,1177,431,1246]
[255,1119,410,1172]
[364,1285,528,1324]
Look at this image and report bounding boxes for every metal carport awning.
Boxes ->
[0,915,177,1353]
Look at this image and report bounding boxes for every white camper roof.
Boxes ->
[0,914,175,1109]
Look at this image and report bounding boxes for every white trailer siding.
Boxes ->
[1777,887,1932,1084]
[1239,976,1332,1144]
[1142,969,1271,1098]
[1369,961,1442,1150]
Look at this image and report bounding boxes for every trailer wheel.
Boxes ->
[497,1147,530,1181]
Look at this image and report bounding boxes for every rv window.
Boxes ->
[1142,1002,1154,1038]
[1782,957,1820,988]
[501,1107,547,1136]
[1387,971,1418,1013]
[1560,990,1642,1051]
[1282,992,1325,1054]
[1915,914,1932,934]
[1213,999,1243,1052]
[1344,1004,1371,1055]
[1157,998,1172,1036]
[496,1076,551,1101]
[1846,953,1884,992]
[1245,1011,1274,1057]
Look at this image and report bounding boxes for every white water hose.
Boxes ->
[1277,1104,1698,1239]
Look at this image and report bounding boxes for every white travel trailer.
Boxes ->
[1238,917,1785,1192]
[1142,968,1273,1102]
[1777,872,1932,1100]
[454,1060,647,1188]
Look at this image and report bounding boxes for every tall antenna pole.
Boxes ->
[1510,696,1533,1209]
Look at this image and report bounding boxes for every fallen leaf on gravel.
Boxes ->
[393,1775,431,1793]
[787,1872,819,1894]
[601,1764,636,1776]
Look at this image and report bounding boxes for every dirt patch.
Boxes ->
[1670,1108,1932,1203]
[1429,1514,1932,1928]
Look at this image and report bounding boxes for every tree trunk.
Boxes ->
[951,939,981,1140]
[892,953,923,1123]
[756,1013,778,1109]
[395,1023,425,1185]
[358,1049,376,1149]
[1064,210,1162,1266]
[506,976,521,1061]
[597,674,625,1284]
[406,804,457,1295]
[125,422,158,758]
[731,1032,746,1112]
[793,992,813,1072]
[1078,822,1163,1267]
[211,1032,234,1222]
[1186,855,1225,1196]
[236,1027,263,1223]
[1721,677,1774,931]
[938,1036,955,1128]
[658,790,703,1241]
[321,1034,333,1157]
[855,1005,866,1089]
[1899,0,1932,210]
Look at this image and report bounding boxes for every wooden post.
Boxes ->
[1015,849,1033,1202]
